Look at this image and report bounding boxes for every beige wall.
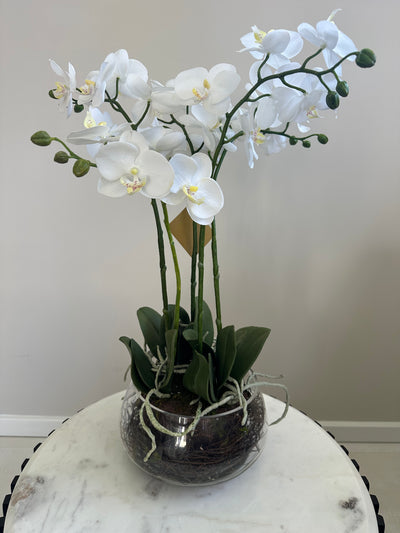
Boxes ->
[1,0,399,421]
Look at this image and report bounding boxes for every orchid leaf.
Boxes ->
[183,350,212,404]
[159,328,178,390]
[194,298,214,347]
[229,326,271,382]
[160,305,190,341]
[119,336,154,392]
[208,352,217,403]
[215,325,236,388]
[137,307,162,358]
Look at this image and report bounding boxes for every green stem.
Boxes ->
[197,225,206,351]
[151,199,169,327]
[51,137,96,166]
[162,202,181,330]
[211,51,359,171]
[133,101,151,130]
[191,220,198,322]
[208,149,227,335]
[211,219,222,333]
[104,91,133,126]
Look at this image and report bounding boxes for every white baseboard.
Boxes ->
[1,414,399,442]
[320,421,400,443]
[0,415,68,437]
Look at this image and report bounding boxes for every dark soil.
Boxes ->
[121,392,266,485]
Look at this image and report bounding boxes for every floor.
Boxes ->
[0,437,399,532]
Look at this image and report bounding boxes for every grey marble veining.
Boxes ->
[4,393,378,532]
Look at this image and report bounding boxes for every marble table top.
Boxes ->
[4,393,380,533]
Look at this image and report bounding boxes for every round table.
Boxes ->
[2,393,383,532]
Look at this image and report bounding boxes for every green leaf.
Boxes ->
[183,350,211,404]
[119,336,154,393]
[215,325,236,388]
[137,307,162,358]
[159,329,178,390]
[182,328,198,344]
[229,326,271,382]
[208,352,217,403]
[160,304,190,342]
[194,298,214,347]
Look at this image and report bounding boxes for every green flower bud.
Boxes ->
[317,134,328,145]
[302,140,311,148]
[326,91,340,110]
[74,103,84,113]
[30,131,52,146]
[73,159,91,177]
[54,151,69,164]
[336,81,349,97]
[355,48,376,68]
[289,137,298,146]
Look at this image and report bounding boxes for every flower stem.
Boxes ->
[151,199,169,327]
[211,219,222,333]
[197,225,206,351]
[162,202,181,330]
[191,221,198,322]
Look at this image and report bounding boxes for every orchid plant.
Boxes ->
[32,12,375,422]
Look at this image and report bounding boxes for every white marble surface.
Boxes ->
[4,393,378,533]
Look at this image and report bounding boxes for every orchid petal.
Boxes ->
[188,178,224,223]
[97,177,127,198]
[96,142,139,181]
[136,150,174,198]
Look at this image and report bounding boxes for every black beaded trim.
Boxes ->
[0,413,386,532]
[0,419,71,533]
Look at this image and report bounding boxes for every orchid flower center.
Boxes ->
[183,184,204,205]
[307,106,319,119]
[253,128,266,145]
[192,79,210,101]
[79,79,96,96]
[254,29,267,44]
[54,82,68,99]
[84,112,107,129]
[120,167,146,195]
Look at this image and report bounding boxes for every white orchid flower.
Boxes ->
[95,132,174,199]
[238,109,266,169]
[49,60,76,117]
[67,108,128,158]
[240,27,303,68]
[262,134,287,155]
[150,80,186,117]
[105,49,150,100]
[184,109,227,153]
[140,125,186,157]
[174,64,240,115]
[163,153,224,225]
[298,10,357,69]
[88,61,116,107]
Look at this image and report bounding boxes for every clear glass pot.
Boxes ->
[120,382,268,486]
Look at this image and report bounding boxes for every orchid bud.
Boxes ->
[31,131,52,146]
[356,49,376,68]
[317,134,328,145]
[54,151,69,164]
[336,81,349,97]
[73,159,90,177]
[302,140,311,148]
[326,91,340,110]
[74,104,84,113]
[289,137,298,146]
